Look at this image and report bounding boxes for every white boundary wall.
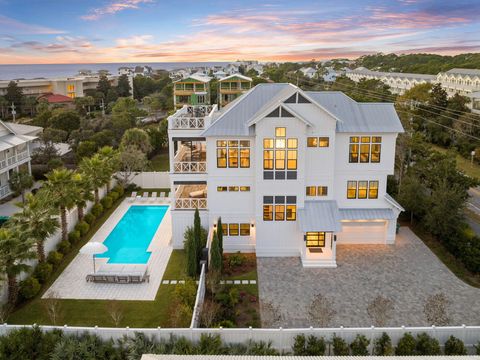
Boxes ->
[129,172,170,189]
[190,263,206,328]
[0,325,479,352]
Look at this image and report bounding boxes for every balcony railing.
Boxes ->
[171,117,205,129]
[0,185,11,199]
[173,162,207,173]
[0,151,29,170]
[175,198,207,209]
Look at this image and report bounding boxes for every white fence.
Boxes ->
[190,263,206,328]
[0,324,479,352]
[129,172,170,189]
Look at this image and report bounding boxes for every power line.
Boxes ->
[287,75,480,142]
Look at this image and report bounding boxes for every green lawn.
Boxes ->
[148,153,170,172]
[431,144,480,179]
[8,195,187,328]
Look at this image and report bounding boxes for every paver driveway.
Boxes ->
[258,227,480,327]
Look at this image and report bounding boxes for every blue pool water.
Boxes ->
[96,205,168,264]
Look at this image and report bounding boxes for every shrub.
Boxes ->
[173,279,197,308]
[113,185,125,196]
[216,319,235,328]
[198,334,223,355]
[75,221,90,236]
[47,251,64,267]
[444,335,467,355]
[306,335,326,355]
[332,335,349,355]
[109,191,119,201]
[68,231,81,244]
[373,332,394,356]
[350,334,370,356]
[415,332,441,355]
[228,252,245,268]
[292,334,307,355]
[83,213,95,225]
[101,196,113,209]
[57,240,71,255]
[91,203,104,217]
[395,333,416,355]
[476,341,480,355]
[19,277,41,300]
[34,262,53,284]
[210,231,222,272]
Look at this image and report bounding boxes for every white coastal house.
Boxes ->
[300,67,318,79]
[167,83,404,267]
[0,121,40,199]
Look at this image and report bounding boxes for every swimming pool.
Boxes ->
[96,205,168,264]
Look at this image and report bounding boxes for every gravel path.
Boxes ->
[258,227,480,328]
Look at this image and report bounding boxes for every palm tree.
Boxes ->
[0,226,36,304]
[79,155,109,203]
[11,191,59,262]
[97,146,120,193]
[43,168,81,242]
[75,174,94,222]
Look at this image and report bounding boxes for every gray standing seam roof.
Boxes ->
[339,208,396,220]
[306,91,404,133]
[202,83,293,137]
[297,200,342,232]
[202,85,404,136]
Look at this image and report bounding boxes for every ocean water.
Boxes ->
[96,205,168,264]
[0,62,229,80]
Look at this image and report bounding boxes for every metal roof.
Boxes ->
[142,356,475,360]
[202,84,404,136]
[202,83,294,137]
[347,68,436,80]
[219,74,252,82]
[384,193,405,211]
[444,68,480,77]
[339,208,396,220]
[306,91,404,133]
[297,200,342,232]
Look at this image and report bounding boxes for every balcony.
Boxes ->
[172,141,206,174]
[0,150,29,170]
[168,105,216,130]
[174,184,207,210]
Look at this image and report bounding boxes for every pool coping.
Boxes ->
[43,198,173,300]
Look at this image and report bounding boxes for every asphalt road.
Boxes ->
[467,187,480,215]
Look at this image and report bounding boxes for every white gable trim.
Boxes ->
[246,102,314,127]
[0,120,16,136]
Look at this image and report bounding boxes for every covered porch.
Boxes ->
[297,201,341,268]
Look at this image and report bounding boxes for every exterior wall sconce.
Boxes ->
[213,223,217,228]
[251,223,255,228]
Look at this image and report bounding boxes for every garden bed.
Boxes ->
[201,253,260,328]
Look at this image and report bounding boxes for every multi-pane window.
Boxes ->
[347,180,380,199]
[222,223,228,235]
[318,186,328,196]
[347,181,357,199]
[263,196,296,221]
[229,224,239,236]
[263,129,297,171]
[307,137,318,147]
[240,223,250,236]
[319,137,329,147]
[217,186,250,192]
[306,186,328,197]
[349,136,382,163]
[307,137,329,147]
[217,140,250,168]
[306,232,325,247]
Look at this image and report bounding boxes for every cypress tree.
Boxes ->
[185,229,197,277]
[210,230,222,272]
[193,208,201,266]
[217,217,223,255]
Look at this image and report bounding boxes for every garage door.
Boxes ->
[336,221,386,244]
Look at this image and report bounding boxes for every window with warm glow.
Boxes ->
[306,232,325,247]
[347,181,357,199]
[216,140,250,168]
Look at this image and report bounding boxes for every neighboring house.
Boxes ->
[468,91,480,114]
[322,67,337,82]
[300,67,318,79]
[0,121,39,199]
[0,75,118,99]
[37,93,75,109]
[134,66,154,77]
[436,68,480,98]
[213,70,227,80]
[173,74,212,109]
[218,74,252,108]
[167,83,404,268]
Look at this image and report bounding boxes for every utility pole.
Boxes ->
[10,103,16,122]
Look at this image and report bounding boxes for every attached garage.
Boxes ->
[336,220,387,244]
[336,208,395,245]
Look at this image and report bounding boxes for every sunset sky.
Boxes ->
[1,0,480,64]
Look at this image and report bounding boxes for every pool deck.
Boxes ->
[43,199,172,300]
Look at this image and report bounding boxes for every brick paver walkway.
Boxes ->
[258,227,480,328]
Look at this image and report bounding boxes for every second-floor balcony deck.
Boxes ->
[174,184,207,210]
[0,150,29,170]
[172,140,206,174]
[168,105,217,130]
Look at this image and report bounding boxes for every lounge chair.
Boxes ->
[129,191,137,202]
[159,192,165,200]
[142,192,149,201]
[150,192,157,202]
